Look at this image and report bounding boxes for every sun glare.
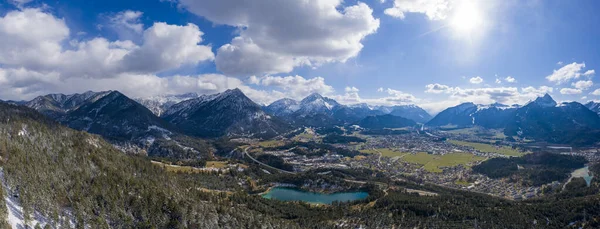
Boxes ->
[450,2,483,35]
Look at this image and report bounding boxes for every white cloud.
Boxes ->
[256,75,335,100]
[591,89,600,96]
[107,10,144,34]
[560,88,582,95]
[546,62,592,84]
[469,76,483,84]
[8,0,32,7]
[425,83,454,93]
[345,86,360,93]
[384,0,451,20]
[0,8,214,79]
[334,87,419,106]
[377,87,384,92]
[495,78,501,84]
[504,76,516,83]
[247,75,260,85]
[420,84,556,113]
[177,0,380,76]
[584,69,595,76]
[521,86,553,95]
[557,61,563,65]
[572,80,593,90]
[120,22,214,73]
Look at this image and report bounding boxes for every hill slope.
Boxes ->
[0,101,296,228]
[505,95,600,145]
[357,114,416,129]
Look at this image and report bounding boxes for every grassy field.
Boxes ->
[448,140,525,157]
[152,160,230,173]
[445,127,506,140]
[258,140,285,148]
[402,152,436,165]
[151,161,203,173]
[206,161,228,169]
[401,152,486,173]
[360,148,408,157]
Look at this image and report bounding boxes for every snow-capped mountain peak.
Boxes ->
[532,93,557,107]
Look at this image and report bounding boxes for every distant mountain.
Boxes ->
[25,91,211,159]
[0,100,26,105]
[388,105,432,123]
[264,98,300,116]
[427,102,517,128]
[505,94,600,145]
[372,105,395,114]
[333,103,384,123]
[135,93,200,116]
[357,114,416,129]
[295,93,341,117]
[585,101,600,116]
[25,91,112,118]
[265,94,412,127]
[265,94,344,127]
[162,88,289,138]
[59,91,176,143]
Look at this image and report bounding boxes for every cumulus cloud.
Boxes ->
[8,0,32,7]
[560,88,583,95]
[504,76,516,83]
[425,83,454,93]
[384,0,451,20]
[572,80,593,90]
[0,8,214,78]
[176,0,380,76]
[107,10,144,34]
[0,7,219,101]
[345,86,360,93]
[255,75,335,100]
[120,22,214,73]
[495,78,501,84]
[423,83,555,108]
[333,87,419,106]
[104,10,145,41]
[584,70,595,76]
[592,89,600,96]
[521,86,553,95]
[469,76,484,84]
[546,62,593,84]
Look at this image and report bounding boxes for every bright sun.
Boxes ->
[450,2,483,34]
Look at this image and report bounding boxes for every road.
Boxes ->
[243,147,296,174]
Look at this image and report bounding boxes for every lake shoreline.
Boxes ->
[261,187,369,205]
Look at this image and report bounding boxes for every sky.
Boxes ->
[0,0,599,114]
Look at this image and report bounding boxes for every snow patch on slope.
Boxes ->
[1,169,56,228]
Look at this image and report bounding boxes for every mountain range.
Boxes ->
[586,101,600,116]
[264,93,431,127]
[161,88,289,138]
[427,102,519,129]
[16,89,600,147]
[428,94,600,145]
[135,93,200,116]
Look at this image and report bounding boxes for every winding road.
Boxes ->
[243,147,296,174]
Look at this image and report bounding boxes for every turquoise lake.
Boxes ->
[262,187,369,204]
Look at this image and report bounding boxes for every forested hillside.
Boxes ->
[0,102,296,228]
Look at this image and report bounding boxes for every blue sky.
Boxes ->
[0,0,599,113]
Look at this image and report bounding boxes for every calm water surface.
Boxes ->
[262,187,368,204]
